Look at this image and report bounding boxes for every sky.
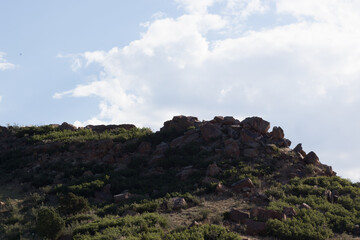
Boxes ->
[1,0,360,181]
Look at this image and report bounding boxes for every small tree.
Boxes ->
[36,207,64,239]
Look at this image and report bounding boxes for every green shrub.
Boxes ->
[267,209,333,240]
[165,224,242,240]
[36,207,65,239]
[59,192,90,215]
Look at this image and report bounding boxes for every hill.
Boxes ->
[0,116,359,240]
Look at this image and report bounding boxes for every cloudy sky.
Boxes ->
[1,0,360,181]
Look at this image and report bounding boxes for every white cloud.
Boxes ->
[57,0,360,180]
[0,52,15,71]
[0,96,2,103]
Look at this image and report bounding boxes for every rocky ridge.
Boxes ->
[0,115,347,240]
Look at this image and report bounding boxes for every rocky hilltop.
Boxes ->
[0,116,358,240]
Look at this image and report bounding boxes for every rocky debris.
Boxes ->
[0,201,5,208]
[85,124,135,132]
[283,207,296,218]
[224,138,240,157]
[231,178,255,193]
[245,219,267,236]
[250,207,286,221]
[299,203,312,210]
[168,197,187,210]
[241,117,270,134]
[206,163,221,177]
[59,122,77,131]
[229,209,250,224]
[304,151,320,165]
[201,123,222,142]
[161,115,200,134]
[293,143,306,158]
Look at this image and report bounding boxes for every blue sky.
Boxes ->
[1,0,360,181]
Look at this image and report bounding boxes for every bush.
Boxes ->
[36,207,65,239]
[59,192,90,215]
[267,209,333,240]
[165,224,242,240]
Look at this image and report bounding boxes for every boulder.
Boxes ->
[200,123,222,142]
[304,151,320,165]
[244,148,258,158]
[206,163,221,177]
[215,183,229,195]
[59,122,77,131]
[137,141,152,155]
[169,197,187,210]
[299,203,311,210]
[250,207,286,221]
[231,178,255,193]
[283,207,296,218]
[240,129,258,144]
[270,126,284,139]
[241,117,270,134]
[229,209,250,224]
[224,138,240,158]
[170,132,200,148]
[161,115,200,134]
[324,165,336,176]
[293,143,306,157]
[245,219,267,236]
[223,116,238,125]
[154,142,169,154]
[114,192,139,203]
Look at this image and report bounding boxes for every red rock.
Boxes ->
[170,132,200,148]
[283,207,296,218]
[304,151,320,165]
[201,123,222,142]
[161,115,200,133]
[244,148,258,158]
[224,138,240,158]
[229,209,250,224]
[293,143,306,157]
[250,207,286,221]
[59,122,77,131]
[169,197,187,210]
[241,117,270,134]
[206,163,221,177]
[137,141,152,154]
[231,178,255,193]
[270,126,284,139]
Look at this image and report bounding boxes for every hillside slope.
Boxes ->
[0,116,358,240]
